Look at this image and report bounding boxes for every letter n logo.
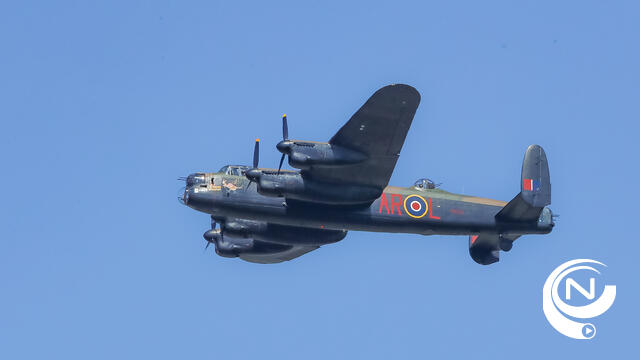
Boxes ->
[565,278,595,300]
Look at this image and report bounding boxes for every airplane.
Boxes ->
[179,84,554,265]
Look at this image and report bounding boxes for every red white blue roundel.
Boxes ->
[403,195,428,218]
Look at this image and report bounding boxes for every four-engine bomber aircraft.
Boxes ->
[179,84,554,265]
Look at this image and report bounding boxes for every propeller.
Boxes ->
[282,114,288,141]
[277,154,286,174]
[204,216,220,252]
[277,114,290,174]
[245,139,261,188]
[177,186,186,204]
[253,138,259,168]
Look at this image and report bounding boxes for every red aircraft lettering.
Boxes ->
[379,193,390,214]
[428,197,440,219]
[379,193,403,216]
[390,194,403,215]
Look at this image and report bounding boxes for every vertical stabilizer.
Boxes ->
[496,145,551,222]
[521,144,551,208]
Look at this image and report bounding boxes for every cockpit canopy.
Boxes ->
[218,165,250,176]
[413,178,437,190]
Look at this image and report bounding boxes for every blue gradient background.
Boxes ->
[1,1,636,358]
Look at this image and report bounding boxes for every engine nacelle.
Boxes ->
[214,237,253,258]
[203,229,253,258]
[223,219,267,239]
[256,172,381,205]
[277,141,367,170]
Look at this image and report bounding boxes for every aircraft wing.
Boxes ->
[302,84,420,189]
[223,222,346,264]
[238,243,319,264]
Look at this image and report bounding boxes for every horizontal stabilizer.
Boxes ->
[469,234,500,265]
[469,234,520,265]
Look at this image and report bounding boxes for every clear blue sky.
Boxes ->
[1,1,636,358]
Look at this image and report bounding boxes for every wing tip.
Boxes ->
[376,83,421,105]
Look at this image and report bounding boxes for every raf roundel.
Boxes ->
[403,194,428,218]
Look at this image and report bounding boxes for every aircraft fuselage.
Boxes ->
[184,172,553,237]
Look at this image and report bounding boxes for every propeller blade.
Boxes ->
[282,114,288,140]
[277,153,285,174]
[253,138,260,168]
[204,241,211,252]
